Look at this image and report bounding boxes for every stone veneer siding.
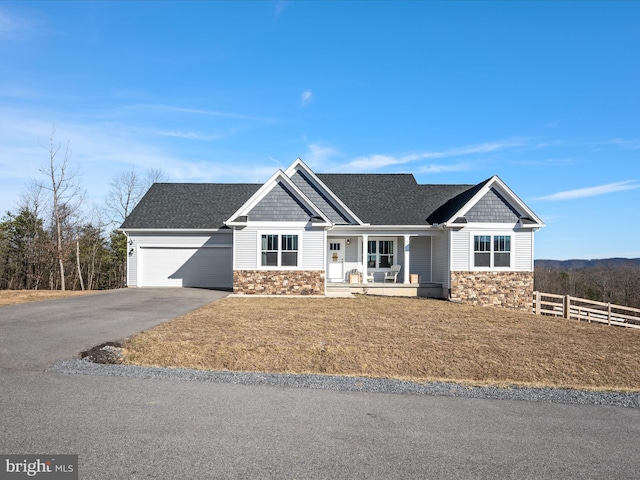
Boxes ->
[234,270,325,295]
[450,271,534,312]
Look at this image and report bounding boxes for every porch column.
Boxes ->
[403,235,410,284]
[362,234,369,283]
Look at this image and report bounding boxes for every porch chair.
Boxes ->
[384,264,401,283]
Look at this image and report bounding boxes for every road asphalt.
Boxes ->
[1,289,639,479]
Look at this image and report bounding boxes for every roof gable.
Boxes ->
[226,169,332,226]
[248,181,315,221]
[465,187,520,223]
[285,159,363,225]
[438,176,544,227]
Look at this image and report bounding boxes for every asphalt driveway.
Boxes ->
[0,288,228,371]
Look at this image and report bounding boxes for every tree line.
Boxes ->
[534,262,640,309]
[0,126,165,291]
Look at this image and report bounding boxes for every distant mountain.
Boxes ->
[535,258,640,269]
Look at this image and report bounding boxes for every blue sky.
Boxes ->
[1,1,639,260]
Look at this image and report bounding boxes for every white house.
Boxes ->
[120,159,544,311]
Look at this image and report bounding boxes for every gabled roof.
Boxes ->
[436,175,545,227]
[121,162,543,230]
[225,169,332,226]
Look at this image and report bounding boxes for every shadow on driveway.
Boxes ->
[0,288,228,371]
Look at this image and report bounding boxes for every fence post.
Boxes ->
[534,291,540,315]
[564,295,570,319]
[608,303,611,326]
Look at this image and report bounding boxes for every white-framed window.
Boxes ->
[261,233,299,267]
[473,234,511,268]
[367,239,395,268]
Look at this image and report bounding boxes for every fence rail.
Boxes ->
[532,291,640,329]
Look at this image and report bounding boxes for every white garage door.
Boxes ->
[139,246,232,289]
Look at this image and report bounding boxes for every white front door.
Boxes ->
[327,240,346,282]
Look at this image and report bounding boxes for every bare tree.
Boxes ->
[106,168,168,227]
[37,125,84,291]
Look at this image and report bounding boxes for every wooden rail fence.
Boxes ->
[532,291,640,329]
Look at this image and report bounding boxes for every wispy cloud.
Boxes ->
[535,181,640,201]
[301,90,313,107]
[339,139,526,172]
[0,8,36,40]
[154,129,234,141]
[301,143,339,168]
[115,103,276,123]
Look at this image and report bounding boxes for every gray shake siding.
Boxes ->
[466,188,520,223]
[248,182,313,221]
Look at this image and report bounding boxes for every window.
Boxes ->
[473,235,511,268]
[281,234,298,267]
[261,234,279,267]
[261,234,298,267]
[474,235,491,267]
[367,239,394,268]
[493,235,511,267]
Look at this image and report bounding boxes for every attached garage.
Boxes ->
[138,246,232,288]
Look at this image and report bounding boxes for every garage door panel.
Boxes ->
[140,247,232,288]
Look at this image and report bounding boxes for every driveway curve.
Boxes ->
[0,288,228,371]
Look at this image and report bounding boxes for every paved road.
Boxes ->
[0,288,228,370]
[2,369,639,479]
[1,289,639,478]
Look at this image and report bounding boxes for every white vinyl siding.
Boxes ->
[514,230,534,271]
[128,243,138,287]
[450,230,470,271]
[301,229,324,269]
[234,228,258,269]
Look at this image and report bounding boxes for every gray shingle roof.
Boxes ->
[121,183,261,229]
[120,175,489,229]
[317,174,477,225]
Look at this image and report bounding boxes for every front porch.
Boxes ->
[326,231,440,289]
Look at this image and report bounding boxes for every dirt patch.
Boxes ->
[81,341,125,364]
[0,290,97,306]
[123,296,640,391]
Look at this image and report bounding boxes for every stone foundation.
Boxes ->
[234,270,325,295]
[450,271,534,312]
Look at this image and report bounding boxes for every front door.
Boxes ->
[327,240,345,282]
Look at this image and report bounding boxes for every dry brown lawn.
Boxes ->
[123,296,640,391]
[0,290,97,306]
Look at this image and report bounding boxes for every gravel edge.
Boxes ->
[49,359,640,408]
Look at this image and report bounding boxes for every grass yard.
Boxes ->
[0,290,97,306]
[124,296,640,391]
